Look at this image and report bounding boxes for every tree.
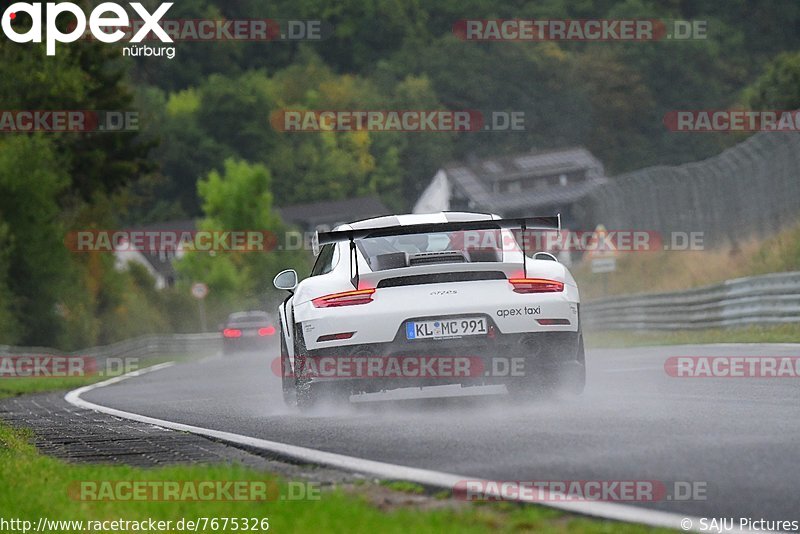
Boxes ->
[130,85,231,218]
[177,159,307,309]
[197,72,281,163]
[0,136,69,345]
[0,219,20,344]
[0,36,153,203]
[743,52,800,110]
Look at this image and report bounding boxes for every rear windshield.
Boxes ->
[358,229,514,270]
[227,312,270,325]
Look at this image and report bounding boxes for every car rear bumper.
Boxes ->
[296,280,580,351]
[299,330,582,391]
[222,337,271,353]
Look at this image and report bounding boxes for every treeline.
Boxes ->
[127,0,800,219]
[1,0,800,348]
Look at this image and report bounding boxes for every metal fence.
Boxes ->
[0,333,221,365]
[581,132,800,247]
[582,271,800,330]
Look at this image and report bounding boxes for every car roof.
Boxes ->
[228,311,270,320]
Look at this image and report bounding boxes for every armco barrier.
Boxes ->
[3,275,798,353]
[582,271,800,330]
[0,333,222,365]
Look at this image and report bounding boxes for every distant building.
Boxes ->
[112,197,390,289]
[277,195,390,233]
[113,219,196,289]
[413,147,608,227]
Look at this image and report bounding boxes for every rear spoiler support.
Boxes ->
[349,238,360,289]
[520,219,528,278]
[316,214,561,289]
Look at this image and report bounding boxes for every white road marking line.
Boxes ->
[65,363,754,533]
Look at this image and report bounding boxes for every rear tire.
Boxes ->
[506,334,586,399]
[564,337,586,396]
[279,322,296,407]
[293,324,350,411]
[296,380,351,411]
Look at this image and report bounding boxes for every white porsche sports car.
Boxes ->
[273,212,585,410]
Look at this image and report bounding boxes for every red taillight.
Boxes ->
[258,326,276,336]
[223,328,242,338]
[317,332,355,342]
[509,278,564,293]
[537,318,571,326]
[312,288,376,308]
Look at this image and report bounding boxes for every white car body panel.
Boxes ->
[278,212,581,366]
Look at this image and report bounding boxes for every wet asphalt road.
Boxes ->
[82,342,800,523]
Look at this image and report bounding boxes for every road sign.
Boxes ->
[586,224,617,259]
[191,282,208,300]
[591,257,617,274]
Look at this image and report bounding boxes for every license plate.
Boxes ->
[406,317,487,340]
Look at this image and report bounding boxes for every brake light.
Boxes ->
[312,288,376,308]
[223,328,242,338]
[509,278,564,293]
[258,326,276,336]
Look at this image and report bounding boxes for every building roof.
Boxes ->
[489,180,605,211]
[277,195,390,230]
[443,147,607,213]
[117,219,198,281]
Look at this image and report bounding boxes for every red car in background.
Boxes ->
[222,311,276,354]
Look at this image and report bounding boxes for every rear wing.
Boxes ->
[315,214,561,288]
[316,216,560,246]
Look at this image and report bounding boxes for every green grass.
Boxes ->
[380,480,426,494]
[586,323,800,349]
[0,376,104,399]
[574,221,800,299]
[0,355,184,400]
[0,423,672,533]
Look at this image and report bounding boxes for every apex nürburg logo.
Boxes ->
[1,2,173,55]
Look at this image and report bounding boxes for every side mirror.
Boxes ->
[273,269,298,291]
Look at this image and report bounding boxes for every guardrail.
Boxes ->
[582,271,800,330]
[0,333,222,364]
[3,272,798,354]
